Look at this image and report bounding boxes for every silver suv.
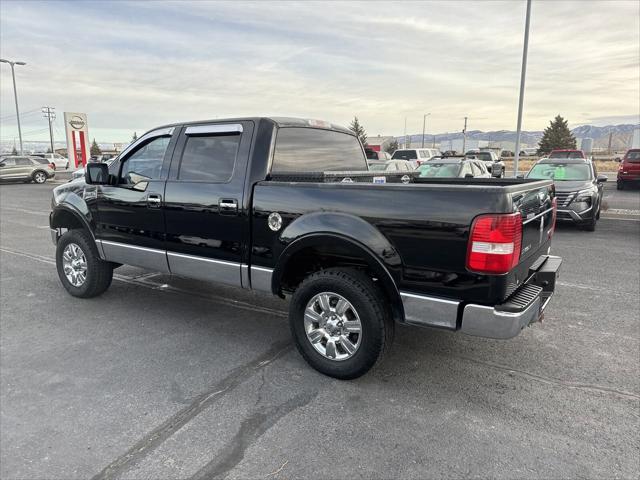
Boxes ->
[0,155,56,184]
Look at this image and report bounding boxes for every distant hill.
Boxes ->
[400,124,638,151]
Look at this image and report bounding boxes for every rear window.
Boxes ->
[417,163,461,178]
[391,150,417,160]
[365,149,377,160]
[272,127,366,172]
[33,158,49,164]
[179,134,240,182]
[625,150,640,162]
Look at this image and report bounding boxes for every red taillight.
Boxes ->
[549,197,557,238]
[49,162,56,170]
[466,213,522,274]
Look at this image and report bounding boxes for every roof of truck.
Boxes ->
[155,117,354,135]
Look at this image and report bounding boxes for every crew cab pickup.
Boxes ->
[50,117,561,379]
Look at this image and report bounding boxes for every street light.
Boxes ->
[513,0,532,177]
[0,58,27,154]
[422,113,431,148]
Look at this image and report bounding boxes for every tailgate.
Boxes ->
[512,184,555,262]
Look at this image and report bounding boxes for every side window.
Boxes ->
[16,158,32,166]
[419,150,427,158]
[119,136,170,184]
[178,134,240,182]
[1,158,15,166]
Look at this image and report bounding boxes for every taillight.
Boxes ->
[466,213,522,274]
[549,197,557,238]
[49,162,56,170]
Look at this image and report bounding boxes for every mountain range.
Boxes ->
[399,124,638,150]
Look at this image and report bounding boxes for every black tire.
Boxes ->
[56,229,113,298]
[32,170,47,184]
[289,268,394,380]
[617,181,624,190]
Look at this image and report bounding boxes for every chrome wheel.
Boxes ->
[304,292,362,361]
[62,243,87,287]
[34,172,46,183]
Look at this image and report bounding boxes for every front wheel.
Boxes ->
[617,180,624,190]
[289,268,393,379]
[56,229,113,298]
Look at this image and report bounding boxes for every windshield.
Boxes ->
[417,163,461,178]
[391,150,417,160]
[625,150,640,162]
[527,163,592,181]
[549,151,584,159]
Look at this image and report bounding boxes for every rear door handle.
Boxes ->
[219,198,238,215]
[147,193,162,208]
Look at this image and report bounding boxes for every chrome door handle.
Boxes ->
[147,193,162,208]
[219,198,238,215]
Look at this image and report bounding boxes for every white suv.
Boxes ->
[391,148,440,165]
[33,153,69,170]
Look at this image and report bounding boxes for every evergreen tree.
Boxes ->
[90,138,102,156]
[538,115,577,154]
[132,132,138,141]
[386,139,399,154]
[11,145,17,155]
[349,116,368,146]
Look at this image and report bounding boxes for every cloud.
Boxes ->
[1,0,638,143]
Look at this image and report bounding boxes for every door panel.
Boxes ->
[94,130,177,272]
[164,121,254,287]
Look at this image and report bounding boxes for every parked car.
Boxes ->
[369,160,416,172]
[442,150,458,157]
[547,149,587,160]
[364,148,391,162]
[50,116,561,379]
[416,157,491,178]
[32,152,69,170]
[500,150,515,158]
[0,155,56,184]
[617,148,640,190]
[519,148,539,156]
[526,158,606,231]
[465,150,505,177]
[391,148,440,165]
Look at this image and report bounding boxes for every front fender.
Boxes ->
[50,183,98,237]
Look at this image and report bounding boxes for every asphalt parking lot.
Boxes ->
[1,180,639,479]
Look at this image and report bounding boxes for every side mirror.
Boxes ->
[0,162,5,168]
[597,175,608,183]
[85,163,109,185]
[464,173,474,178]
[516,174,525,179]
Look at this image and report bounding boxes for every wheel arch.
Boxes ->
[272,230,405,323]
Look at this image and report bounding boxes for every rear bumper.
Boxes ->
[460,255,562,338]
[400,255,562,339]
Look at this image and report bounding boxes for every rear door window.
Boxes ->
[178,134,240,182]
[16,158,32,166]
[272,127,366,172]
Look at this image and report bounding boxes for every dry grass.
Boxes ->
[502,158,620,173]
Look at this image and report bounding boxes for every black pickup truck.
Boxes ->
[50,117,561,379]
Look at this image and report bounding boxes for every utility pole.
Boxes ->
[422,113,430,148]
[0,58,27,154]
[42,106,56,153]
[462,116,468,153]
[404,117,408,148]
[513,0,532,177]
[607,131,613,156]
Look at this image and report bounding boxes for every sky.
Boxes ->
[1,0,639,144]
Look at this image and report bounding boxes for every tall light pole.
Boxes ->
[513,0,532,177]
[403,117,408,148]
[462,116,468,153]
[0,59,27,154]
[422,113,431,148]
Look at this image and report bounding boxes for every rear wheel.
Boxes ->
[56,229,113,298]
[617,180,624,190]
[33,170,47,184]
[289,268,393,379]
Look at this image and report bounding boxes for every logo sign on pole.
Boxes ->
[64,112,90,168]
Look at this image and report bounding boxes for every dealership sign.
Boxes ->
[64,112,90,168]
